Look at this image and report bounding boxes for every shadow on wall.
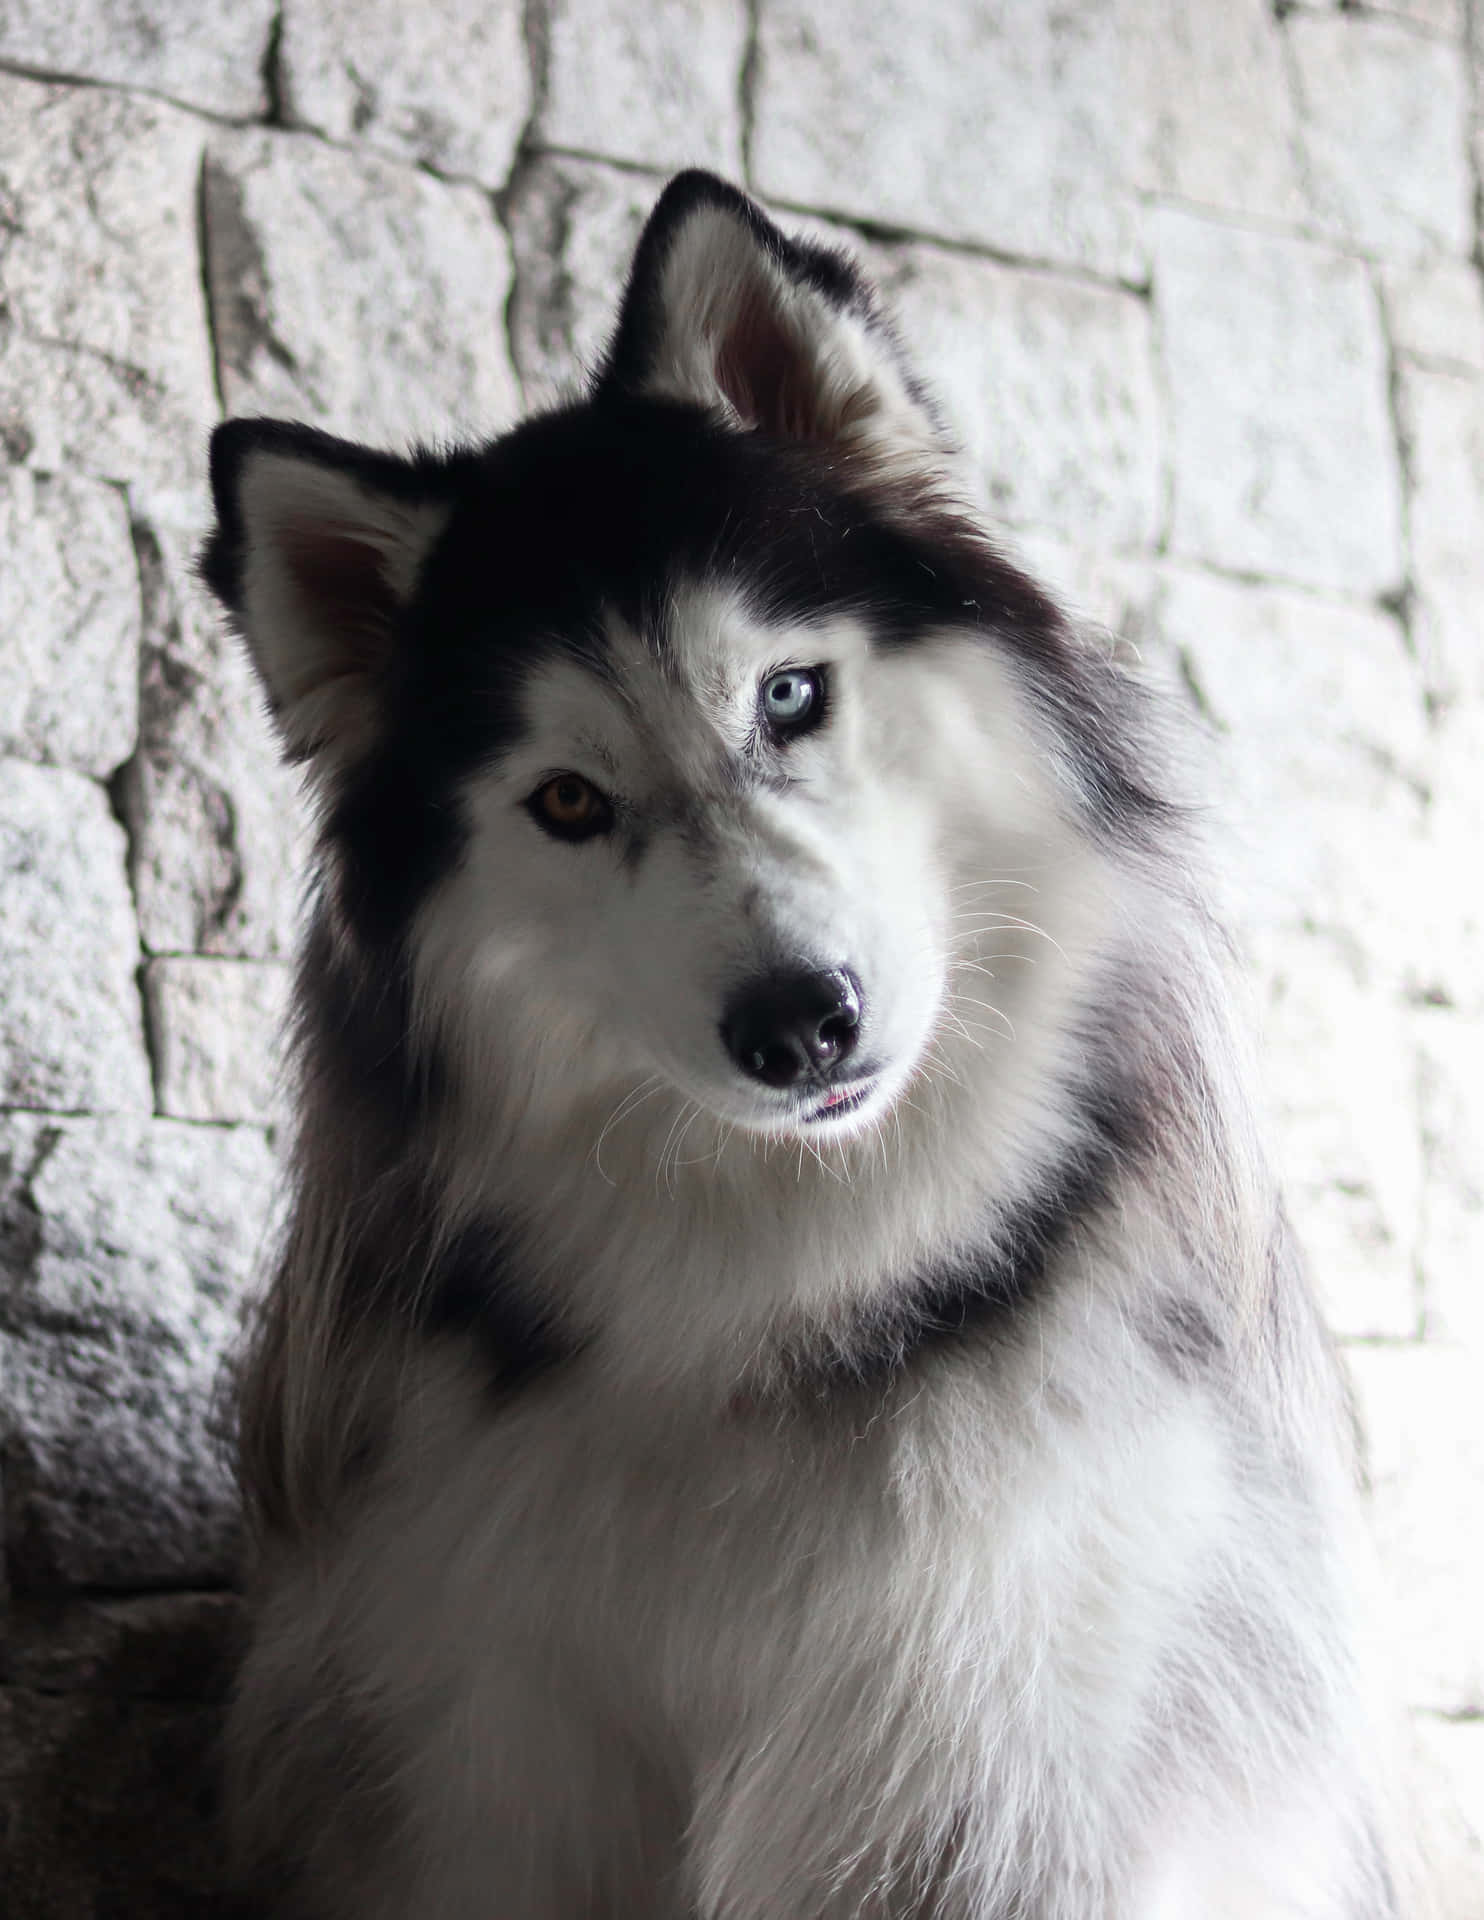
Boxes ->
[1,1594,245,1913]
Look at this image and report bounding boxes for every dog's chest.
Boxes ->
[347,1336,1240,1778]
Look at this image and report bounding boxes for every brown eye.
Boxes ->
[527,773,613,843]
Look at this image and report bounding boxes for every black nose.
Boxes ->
[721,967,862,1089]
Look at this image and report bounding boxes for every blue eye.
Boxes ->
[761,667,824,739]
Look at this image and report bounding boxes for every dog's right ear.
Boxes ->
[594,171,952,494]
[201,419,454,769]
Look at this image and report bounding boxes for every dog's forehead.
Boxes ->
[657,579,815,688]
[520,581,858,774]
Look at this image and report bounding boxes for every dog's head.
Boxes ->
[204,174,1144,1154]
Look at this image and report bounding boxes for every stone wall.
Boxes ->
[1,1,1481,1909]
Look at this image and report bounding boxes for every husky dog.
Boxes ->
[202,173,1399,1917]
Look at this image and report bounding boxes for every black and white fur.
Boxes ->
[203,173,1402,1918]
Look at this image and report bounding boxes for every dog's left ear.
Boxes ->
[596,172,950,484]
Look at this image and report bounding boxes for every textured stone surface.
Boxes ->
[1155,570,1428,983]
[0,0,274,116]
[0,468,139,779]
[0,78,216,510]
[1398,363,1484,704]
[751,0,1141,278]
[145,958,291,1126]
[1384,256,1484,373]
[0,1687,233,1919]
[1256,937,1421,1340]
[506,155,661,402]
[872,243,1160,550]
[1288,13,1472,262]
[1,1590,243,1700]
[119,517,307,961]
[534,0,746,176]
[1119,0,1306,224]
[1371,0,1463,30]
[0,759,153,1115]
[1348,1345,1484,1715]
[1414,1013,1484,1350]
[1420,705,1484,1015]
[203,128,521,450]
[0,1112,274,1590]
[279,0,530,185]
[1153,211,1403,594]
[1304,0,1461,24]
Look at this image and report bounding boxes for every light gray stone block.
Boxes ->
[1411,1714,1484,1919]
[1347,1344,1484,1716]
[1383,257,1484,373]
[751,0,1142,279]
[1414,1013,1484,1350]
[1256,936,1422,1340]
[203,128,521,450]
[533,0,746,175]
[0,1111,275,1590]
[0,78,216,511]
[279,0,530,186]
[1119,0,1307,225]
[1417,704,1484,1014]
[506,155,662,403]
[1155,569,1428,986]
[118,518,307,961]
[1370,0,1463,29]
[0,0,274,116]
[0,469,139,780]
[871,243,1160,550]
[144,958,291,1126]
[1289,0,1462,22]
[1153,211,1402,594]
[1289,14,1471,261]
[1398,363,1484,704]
[0,759,153,1115]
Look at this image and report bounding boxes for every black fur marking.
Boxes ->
[295,907,437,1130]
[792,1080,1144,1395]
[423,1223,574,1392]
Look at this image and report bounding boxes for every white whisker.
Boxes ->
[590,1075,665,1185]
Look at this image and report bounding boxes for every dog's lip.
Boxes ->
[802,1077,877,1124]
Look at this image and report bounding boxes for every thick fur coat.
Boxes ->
[202,173,1400,1918]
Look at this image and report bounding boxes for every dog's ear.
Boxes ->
[200,419,453,769]
[596,172,950,485]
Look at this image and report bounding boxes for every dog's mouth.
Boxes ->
[802,1078,877,1125]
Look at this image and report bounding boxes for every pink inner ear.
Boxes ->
[715,283,837,442]
[280,522,401,679]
